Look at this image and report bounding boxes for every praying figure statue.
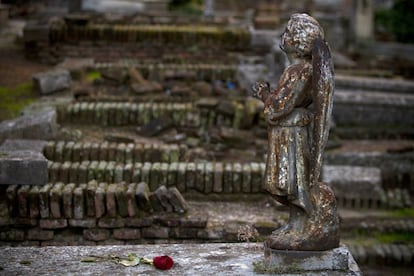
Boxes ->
[252,13,339,251]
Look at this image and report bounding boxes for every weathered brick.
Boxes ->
[78,161,89,183]
[39,183,51,218]
[149,192,164,212]
[115,143,126,163]
[195,162,205,193]
[60,161,71,182]
[125,144,134,163]
[62,183,76,218]
[105,161,115,183]
[73,185,85,219]
[90,142,100,160]
[49,162,60,183]
[95,161,107,182]
[12,218,37,227]
[132,162,143,182]
[186,162,196,190]
[154,215,180,227]
[126,183,138,217]
[242,163,252,193]
[28,186,40,218]
[177,163,186,192]
[142,227,169,238]
[68,218,97,228]
[214,163,223,193]
[69,162,79,183]
[98,217,125,228]
[106,183,118,217]
[39,218,67,229]
[114,164,123,183]
[95,183,107,218]
[115,182,128,217]
[27,228,54,240]
[181,214,208,228]
[149,162,161,191]
[0,229,25,241]
[55,141,65,162]
[43,141,55,160]
[113,228,141,240]
[160,163,169,187]
[133,144,143,163]
[17,185,30,217]
[125,217,153,228]
[63,141,74,161]
[155,185,173,212]
[99,141,109,161]
[135,182,152,212]
[107,143,117,161]
[72,142,82,162]
[250,162,261,193]
[204,162,214,194]
[87,161,98,181]
[167,162,178,187]
[232,163,242,193]
[83,228,110,241]
[170,227,198,239]
[50,182,64,218]
[141,162,152,186]
[168,187,189,213]
[81,142,91,161]
[6,185,18,217]
[86,180,98,217]
[223,163,233,193]
[123,163,133,183]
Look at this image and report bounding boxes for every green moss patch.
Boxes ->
[0,83,36,121]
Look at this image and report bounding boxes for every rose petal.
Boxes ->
[153,255,174,270]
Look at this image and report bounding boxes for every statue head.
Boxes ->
[280,13,324,58]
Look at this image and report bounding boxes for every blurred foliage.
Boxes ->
[169,0,203,15]
[86,71,102,82]
[375,0,414,43]
[0,83,35,121]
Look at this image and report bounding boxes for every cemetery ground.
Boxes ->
[0,8,414,276]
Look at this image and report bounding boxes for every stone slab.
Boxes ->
[32,69,71,95]
[0,150,48,185]
[0,110,58,144]
[263,245,353,273]
[0,139,47,153]
[0,243,360,275]
[322,165,384,200]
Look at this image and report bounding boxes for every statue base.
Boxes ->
[257,243,361,275]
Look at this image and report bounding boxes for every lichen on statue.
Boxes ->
[252,13,339,251]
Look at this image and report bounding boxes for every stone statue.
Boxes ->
[252,13,339,251]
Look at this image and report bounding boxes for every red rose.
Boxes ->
[152,255,174,270]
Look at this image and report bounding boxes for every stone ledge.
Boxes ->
[0,243,361,275]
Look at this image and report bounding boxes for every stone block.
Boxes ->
[186,162,196,191]
[106,184,118,217]
[263,245,352,273]
[223,163,233,193]
[39,184,51,218]
[113,229,141,240]
[83,228,110,241]
[0,229,25,241]
[177,163,187,192]
[50,182,64,218]
[149,192,164,212]
[135,182,152,212]
[250,162,262,193]
[27,228,54,241]
[39,219,67,229]
[68,219,97,228]
[126,183,138,217]
[12,218,37,227]
[115,183,128,217]
[214,163,223,193]
[125,217,153,228]
[195,162,205,193]
[28,186,40,218]
[167,162,178,187]
[98,218,125,228]
[33,69,71,95]
[6,184,18,217]
[17,185,30,217]
[73,186,85,219]
[141,227,169,239]
[95,183,107,218]
[86,180,98,217]
[154,185,173,212]
[232,163,242,193]
[0,139,47,153]
[168,187,189,214]
[0,150,48,185]
[322,165,384,200]
[242,163,252,193]
[0,110,58,144]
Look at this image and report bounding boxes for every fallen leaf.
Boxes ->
[81,257,97,263]
[118,253,140,267]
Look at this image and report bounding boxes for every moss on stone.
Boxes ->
[0,83,35,121]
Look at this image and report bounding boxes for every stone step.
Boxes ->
[342,218,414,234]
[348,244,414,266]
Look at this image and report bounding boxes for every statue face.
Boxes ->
[279,13,324,58]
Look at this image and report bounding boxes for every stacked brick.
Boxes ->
[1,182,212,246]
[43,141,185,163]
[46,162,265,194]
[49,24,250,50]
[58,101,248,129]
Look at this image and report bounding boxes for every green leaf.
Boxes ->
[81,257,97,263]
[118,254,140,267]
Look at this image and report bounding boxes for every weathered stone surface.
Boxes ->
[28,186,40,218]
[168,187,189,214]
[135,182,152,212]
[39,219,67,229]
[68,219,97,228]
[263,245,352,273]
[113,229,141,240]
[62,183,76,218]
[141,227,169,238]
[154,185,173,212]
[98,218,125,229]
[33,69,71,94]
[27,228,54,241]
[137,117,173,137]
[49,182,64,218]
[17,185,30,217]
[0,139,47,153]
[322,165,384,200]
[73,186,85,219]
[0,243,359,275]
[0,150,48,185]
[0,110,58,143]
[106,184,118,217]
[39,184,51,218]
[83,228,110,241]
